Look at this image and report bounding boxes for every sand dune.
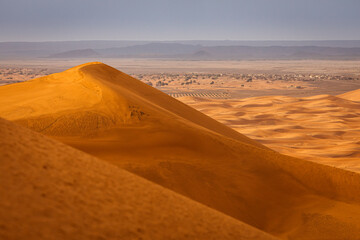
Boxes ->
[180,93,360,173]
[0,62,262,145]
[0,118,276,240]
[338,88,360,102]
[1,62,360,239]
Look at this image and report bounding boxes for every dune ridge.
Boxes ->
[1,62,360,239]
[0,117,277,240]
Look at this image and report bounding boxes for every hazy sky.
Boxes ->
[0,0,359,42]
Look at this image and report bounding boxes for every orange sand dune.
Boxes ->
[1,62,360,239]
[0,118,276,240]
[180,93,360,173]
[338,88,360,102]
[0,62,262,147]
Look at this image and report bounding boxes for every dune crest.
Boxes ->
[1,62,360,239]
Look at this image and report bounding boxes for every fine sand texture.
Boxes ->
[0,117,277,240]
[180,93,360,173]
[1,62,360,239]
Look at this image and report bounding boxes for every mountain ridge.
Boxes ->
[44,44,360,60]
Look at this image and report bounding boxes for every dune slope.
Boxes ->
[0,118,277,240]
[1,62,360,239]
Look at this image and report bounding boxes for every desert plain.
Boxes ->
[1,59,360,240]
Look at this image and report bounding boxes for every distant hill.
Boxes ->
[47,48,100,58]
[98,42,201,57]
[2,40,360,60]
[176,40,360,48]
[47,44,360,60]
[190,46,360,60]
[0,40,149,59]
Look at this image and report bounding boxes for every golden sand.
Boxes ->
[180,93,360,173]
[0,118,277,240]
[1,62,360,239]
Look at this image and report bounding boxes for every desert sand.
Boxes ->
[1,62,360,239]
[180,92,360,173]
[339,88,360,102]
[0,117,276,240]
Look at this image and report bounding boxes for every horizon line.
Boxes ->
[1,39,360,44]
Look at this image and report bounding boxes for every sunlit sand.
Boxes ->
[1,62,360,239]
